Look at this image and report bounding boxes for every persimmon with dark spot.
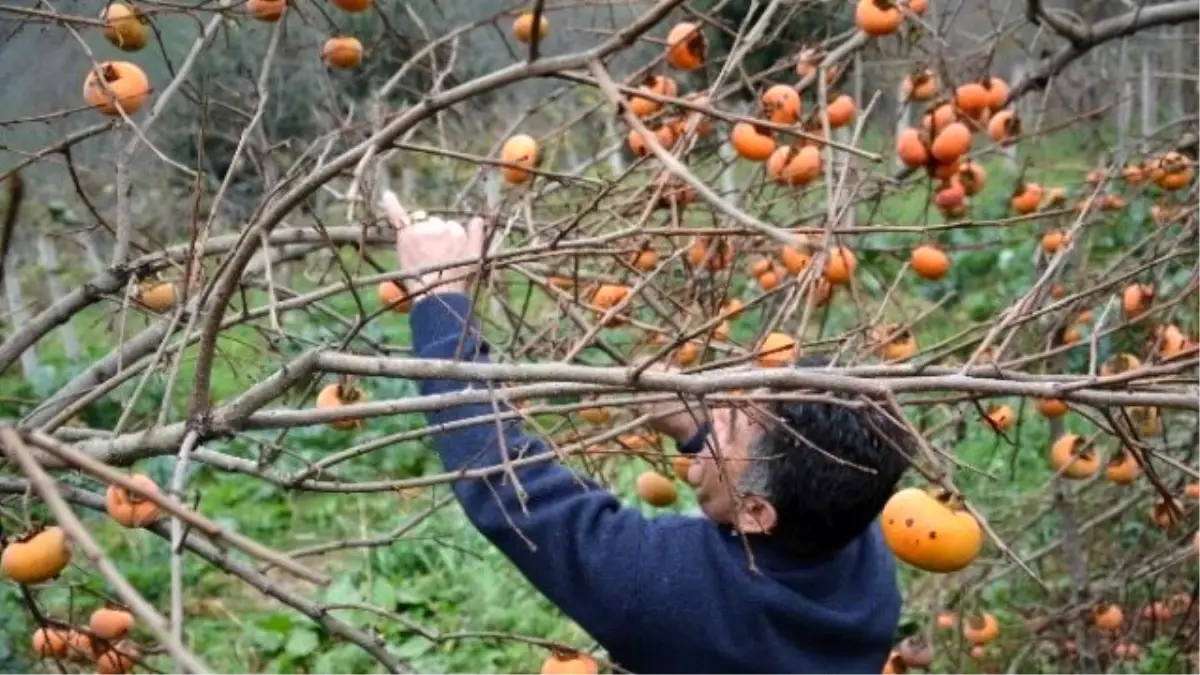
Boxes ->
[880,487,982,573]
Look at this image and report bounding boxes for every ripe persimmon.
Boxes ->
[1154,152,1194,190]
[315,383,368,431]
[902,70,937,102]
[955,161,987,195]
[1149,498,1181,529]
[1010,183,1042,214]
[722,298,745,318]
[983,77,1009,110]
[930,158,962,181]
[90,606,134,640]
[1105,449,1140,485]
[591,284,630,311]
[135,281,176,313]
[674,93,715,137]
[1151,324,1188,360]
[631,244,658,271]
[377,281,412,313]
[500,134,539,184]
[930,122,971,163]
[767,145,822,186]
[666,22,705,70]
[1035,398,1068,418]
[687,237,735,271]
[1142,601,1174,622]
[936,611,958,630]
[579,407,610,424]
[67,630,94,661]
[1112,642,1142,661]
[922,103,957,134]
[757,268,782,291]
[627,124,677,157]
[1122,164,1144,185]
[761,84,801,125]
[105,474,160,528]
[987,109,1020,144]
[825,95,857,128]
[895,128,929,167]
[1129,405,1161,437]
[674,341,701,366]
[1121,283,1153,319]
[83,61,150,116]
[910,244,950,280]
[32,626,70,659]
[757,332,797,368]
[731,122,776,161]
[101,3,147,51]
[855,0,903,36]
[1041,229,1067,254]
[954,82,990,119]
[822,246,857,285]
[636,471,678,507]
[628,75,677,118]
[1093,603,1125,631]
[322,37,363,69]
[1158,167,1194,190]
[513,11,549,44]
[779,245,811,275]
[964,613,1000,645]
[541,651,599,675]
[1101,353,1141,376]
[247,0,285,21]
[985,404,1014,432]
[96,641,138,675]
[881,487,982,573]
[1049,434,1099,479]
[618,430,659,452]
[651,172,696,209]
[882,651,906,674]
[713,320,731,341]
[671,455,693,481]
[1,527,71,585]
[934,180,965,211]
[873,324,918,361]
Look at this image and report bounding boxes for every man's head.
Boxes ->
[685,360,911,557]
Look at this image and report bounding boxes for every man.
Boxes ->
[380,192,910,674]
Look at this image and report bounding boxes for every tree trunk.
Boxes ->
[35,234,80,361]
[606,117,625,176]
[1141,50,1155,142]
[3,249,40,379]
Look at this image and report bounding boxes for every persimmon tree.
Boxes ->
[0,0,1198,672]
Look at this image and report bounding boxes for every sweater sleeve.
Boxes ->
[407,292,654,651]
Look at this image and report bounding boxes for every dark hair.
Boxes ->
[743,354,911,558]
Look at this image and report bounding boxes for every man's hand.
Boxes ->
[380,189,485,296]
[635,361,707,443]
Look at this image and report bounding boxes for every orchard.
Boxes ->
[0,0,1198,672]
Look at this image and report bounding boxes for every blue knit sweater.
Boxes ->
[409,293,902,674]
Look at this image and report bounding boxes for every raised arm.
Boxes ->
[382,191,666,652]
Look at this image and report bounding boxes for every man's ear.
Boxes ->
[735,494,777,535]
